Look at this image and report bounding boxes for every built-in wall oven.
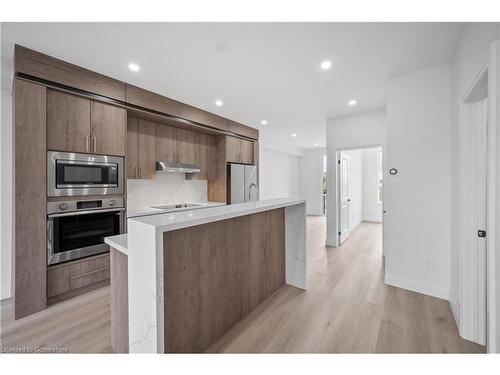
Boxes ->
[47,151,124,196]
[47,198,125,265]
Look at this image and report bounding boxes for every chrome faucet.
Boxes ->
[248,183,258,201]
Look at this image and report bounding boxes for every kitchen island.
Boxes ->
[105,198,306,353]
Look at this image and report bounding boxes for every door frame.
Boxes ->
[458,40,498,352]
[337,152,351,244]
[487,39,499,353]
[334,144,385,254]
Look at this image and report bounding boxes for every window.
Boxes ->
[378,150,383,202]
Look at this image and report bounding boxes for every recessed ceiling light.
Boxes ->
[320,60,332,70]
[315,143,320,147]
[260,120,267,125]
[292,133,297,137]
[215,100,223,107]
[348,99,357,106]
[128,63,140,72]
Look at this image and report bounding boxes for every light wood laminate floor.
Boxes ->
[0,217,484,353]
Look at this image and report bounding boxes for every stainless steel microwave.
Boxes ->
[47,151,124,196]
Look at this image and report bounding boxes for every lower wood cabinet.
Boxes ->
[47,253,110,300]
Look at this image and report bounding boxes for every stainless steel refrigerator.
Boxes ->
[227,164,259,204]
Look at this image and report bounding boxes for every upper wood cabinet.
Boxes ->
[155,124,195,164]
[194,133,207,180]
[91,102,126,156]
[127,117,156,179]
[156,124,176,163]
[47,90,91,153]
[126,118,139,179]
[46,89,126,156]
[175,128,195,164]
[240,139,254,164]
[226,136,254,164]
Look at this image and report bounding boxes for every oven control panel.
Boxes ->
[47,198,124,215]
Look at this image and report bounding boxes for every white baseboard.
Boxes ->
[384,273,449,300]
[363,217,382,223]
[325,237,338,248]
[449,299,461,330]
[1,283,12,300]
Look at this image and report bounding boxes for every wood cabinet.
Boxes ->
[14,79,47,319]
[126,84,229,132]
[155,124,195,164]
[156,123,176,163]
[47,89,91,153]
[194,133,208,180]
[127,117,156,179]
[175,128,195,164]
[193,133,218,181]
[226,136,254,164]
[16,45,126,101]
[163,208,285,353]
[227,120,259,140]
[206,136,217,181]
[240,139,254,164]
[47,254,110,300]
[46,89,126,156]
[91,101,126,156]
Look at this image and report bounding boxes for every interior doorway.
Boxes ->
[458,67,489,346]
[337,146,383,246]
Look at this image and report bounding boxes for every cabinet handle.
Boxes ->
[85,136,89,152]
[92,136,97,153]
[133,166,137,179]
[139,167,142,179]
[70,267,110,280]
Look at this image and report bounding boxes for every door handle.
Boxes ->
[347,198,351,202]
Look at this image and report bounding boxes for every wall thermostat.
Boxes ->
[389,168,398,175]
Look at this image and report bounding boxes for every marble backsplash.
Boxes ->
[127,172,208,210]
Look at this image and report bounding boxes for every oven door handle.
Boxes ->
[47,207,125,218]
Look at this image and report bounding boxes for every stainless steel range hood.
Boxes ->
[156,161,200,174]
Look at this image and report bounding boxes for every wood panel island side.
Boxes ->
[105,198,307,353]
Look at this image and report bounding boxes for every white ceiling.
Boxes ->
[2,23,463,153]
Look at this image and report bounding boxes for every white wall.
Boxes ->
[342,149,363,231]
[385,64,452,300]
[326,109,387,246]
[259,145,300,200]
[1,27,14,300]
[450,23,500,350]
[299,148,325,216]
[362,147,383,222]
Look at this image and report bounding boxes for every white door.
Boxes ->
[338,153,351,244]
[460,98,487,345]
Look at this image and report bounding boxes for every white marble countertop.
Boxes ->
[105,234,128,254]
[127,201,225,218]
[106,198,305,255]
[133,198,305,233]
